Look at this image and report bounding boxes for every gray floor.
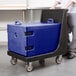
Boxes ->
[0,45,76,76]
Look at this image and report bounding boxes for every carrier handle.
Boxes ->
[15,21,22,25]
[47,18,54,23]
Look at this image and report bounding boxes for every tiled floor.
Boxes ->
[0,45,76,76]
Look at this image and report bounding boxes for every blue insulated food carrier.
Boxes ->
[7,9,68,72]
[7,21,61,57]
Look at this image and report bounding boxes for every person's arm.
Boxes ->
[50,0,61,9]
[63,0,76,9]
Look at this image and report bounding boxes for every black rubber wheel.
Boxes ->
[10,57,17,65]
[26,62,33,72]
[55,55,62,64]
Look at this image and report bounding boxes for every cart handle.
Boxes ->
[15,21,22,25]
[47,18,54,23]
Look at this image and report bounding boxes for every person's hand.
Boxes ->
[49,1,61,9]
[72,0,76,4]
[63,0,76,9]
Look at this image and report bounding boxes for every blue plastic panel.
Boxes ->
[8,26,27,56]
[7,22,61,57]
[26,23,61,57]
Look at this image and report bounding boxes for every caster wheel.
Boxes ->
[39,59,45,66]
[26,62,33,72]
[10,57,17,65]
[55,55,62,64]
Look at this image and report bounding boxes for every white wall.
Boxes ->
[0,10,24,44]
[0,0,57,45]
[0,0,27,5]
[0,10,24,27]
[0,31,7,42]
[0,0,54,45]
[28,0,55,9]
[0,0,27,45]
